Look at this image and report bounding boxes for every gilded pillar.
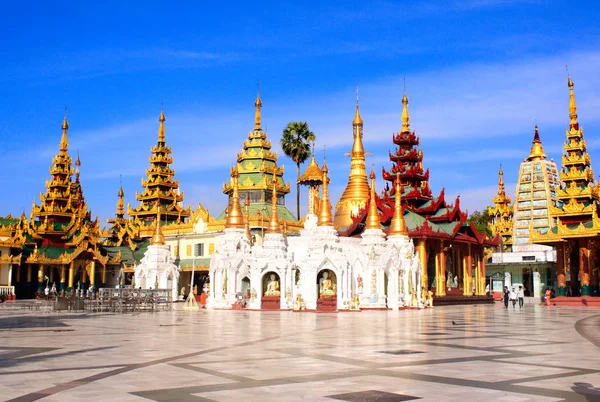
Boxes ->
[479,247,486,295]
[556,242,567,296]
[59,266,66,291]
[591,240,599,295]
[7,265,12,287]
[463,244,473,296]
[68,261,74,288]
[37,264,45,292]
[49,266,55,283]
[81,265,88,286]
[417,239,427,289]
[89,261,96,286]
[26,264,32,282]
[580,239,590,296]
[436,241,446,296]
[101,265,107,286]
[16,264,21,283]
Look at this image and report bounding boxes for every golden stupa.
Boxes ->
[334,92,370,229]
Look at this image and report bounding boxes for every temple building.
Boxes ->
[216,91,303,242]
[487,127,558,298]
[531,76,600,300]
[208,149,424,311]
[0,116,124,298]
[337,91,496,298]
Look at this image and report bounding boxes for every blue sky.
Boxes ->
[2,1,600,223]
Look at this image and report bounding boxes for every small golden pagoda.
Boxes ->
[334,93,370,229]
[531,76,600,296]
[364,167,381,230]
[318,158,334,227]
[298,142,323,217]
[487,165,513,249]
[128,109,192,224]
[218,90,301,235]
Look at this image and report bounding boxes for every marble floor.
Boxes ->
[0,302,599,402]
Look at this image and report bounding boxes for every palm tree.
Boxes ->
[281,121,316,220]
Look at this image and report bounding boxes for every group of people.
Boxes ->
[502,285,525,308]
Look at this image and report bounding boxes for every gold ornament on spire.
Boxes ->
[267,176,281,233]
[388,175,408,236]
[568,74,578,129]
[401,91,410,133]
[151,202,165,245]
[254,85,262,131]
[318,159,334,226]
[527,125,546,161]
[60,114,69,154]
[116,182,125,218]
[365,166,381,230]
[158,109,166,143]
[353,86,363,126]
[225,167,245,229]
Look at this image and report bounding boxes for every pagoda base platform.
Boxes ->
[546,296,600,307]
[261,295,281,310]
[433,296,494,306]
[317,296,337,311]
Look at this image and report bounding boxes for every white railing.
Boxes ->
[0,286,15,296]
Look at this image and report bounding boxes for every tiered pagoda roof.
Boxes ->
[128,110,191,224]
[339,91,494,247]
[531,76,600,242]
[218,91,300,231]
[487,165,513,248]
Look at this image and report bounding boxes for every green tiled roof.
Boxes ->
[177,257,211,268]
[38,246,73,259]
[133,240,150,263]
[216,203,297,223]
[0,217,18,227]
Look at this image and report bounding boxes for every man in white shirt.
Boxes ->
[518,285,524,308]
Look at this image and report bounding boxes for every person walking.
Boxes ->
[510,287,517,308]
[518,285,524,308]
[503,286,510,308]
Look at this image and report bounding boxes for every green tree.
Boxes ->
[467,209,493,237]
[281,122,316,220]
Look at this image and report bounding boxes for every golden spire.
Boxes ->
[116,176,125,218]
[318,158,334,226]
[151,202,165,245]
[568,74,578,129]
[388,175,408,236]
[60,109,69,154]
[498,164,505,197]
[527,125,546,161]
[267,176,281,233]
[158,109,166,143]
[333,92,370,229]
[225,167,245,229]
[401,91,410,133]
[254,84,262,131]
[352,86,363,126]
[365,166,381,230]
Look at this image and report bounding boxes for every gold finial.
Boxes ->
[318,158,334,226]
[527,125,547,161]
[498,163,505,192]
[116,176,125,218]
[365,166,381,230]
[254,82,262,131]
[158,108,166,142]
[353,86,363,126]
[267,176,281,233]
[388,175,408,236]
[401,89,410,133]
[60,107,69,153]
[151,201,165,245]
[225,167,245,229]
[567,69,578,128]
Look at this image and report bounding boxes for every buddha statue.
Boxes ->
[294,294,306,310]
[265,274,280,296]
[319,271,336,297]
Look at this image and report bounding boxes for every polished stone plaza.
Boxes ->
[0,302,599,402]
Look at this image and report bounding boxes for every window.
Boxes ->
[522,256,535,261]
[194,243,204,257]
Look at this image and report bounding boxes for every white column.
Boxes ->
[504,271,512,289]
[533,271,541,298]
[280,269,287,309]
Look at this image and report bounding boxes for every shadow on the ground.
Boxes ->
[572,382,600,401]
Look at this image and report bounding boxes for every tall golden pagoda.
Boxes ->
[128,109,191,224]
[334,93,370,229]
[318,159,334,227]
[487,165,513,249]
[531,76,600,296]
[219,90,300,233]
